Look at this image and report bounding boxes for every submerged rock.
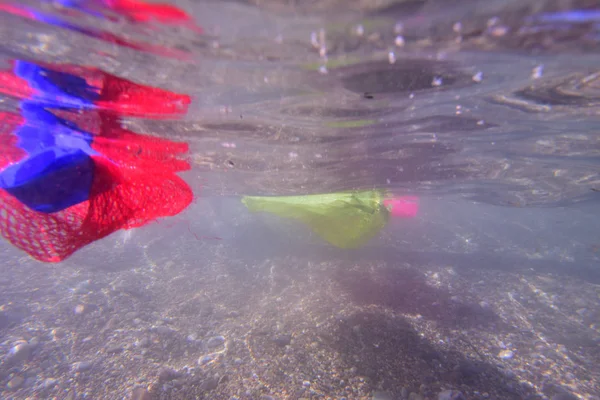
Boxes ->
[438,390,466,400]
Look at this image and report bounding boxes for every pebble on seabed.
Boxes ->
[7,341,32,363]
[206,335,225,349]
[6,375,24,390]
[72,361,93,372]
[131,387,152,400]
[372,391,394,400]
[42,378,58,389]
[498,349,514,359]
[438,389,466,400]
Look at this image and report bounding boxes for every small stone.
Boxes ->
[100,317,119,333]
[200,377,219,391]
[42,378,58,389]
[72,361,93,372]
[551,394,578,400]
[24,376,37,387]
[438,389,466,400]
[74,304,85,314]
[372,391,394,400]
[198,354,214,365]
[302,380,311,387]
[153,326,175,336]
[40,360,53,370]
[498,350,514,359]
[52,328,66,340]
[106,344,124,354]
[64,390,76,400]
[408,393,424,400]
[73,280,91,294]
[28,337,40,348]
[7,341,32,364]
[158,368,181,382]
[131,387,152,400]
[124,312,139,320]
[6,375,24,390]
[206,336,225,349]
[135,338,150,348]
[401,387,409,399]
[272,334,292,347]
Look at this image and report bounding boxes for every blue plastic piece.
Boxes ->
[14,60,99,108]
[0,61,103,213]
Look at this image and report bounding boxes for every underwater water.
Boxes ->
[0,0,599,399]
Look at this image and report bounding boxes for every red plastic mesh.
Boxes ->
[0,112,26,168]
[0,154,192,262]
[0,64,194,262]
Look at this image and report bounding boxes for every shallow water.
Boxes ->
[0,0,599,399]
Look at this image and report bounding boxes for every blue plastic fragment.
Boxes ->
[0,61,104,213]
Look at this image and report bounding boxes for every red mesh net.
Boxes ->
[0,154,192,262]
[0,64,194,262]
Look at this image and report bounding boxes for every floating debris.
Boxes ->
[532,65,544,79]
[388,51,396,64]
[487,17,500,28]
[489,25,509,37]
[354,24,364,36]
[432,77,443,87]
[472,71,483,83]
[395,35,405,47]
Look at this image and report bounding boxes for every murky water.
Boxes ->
[0,1,599,399]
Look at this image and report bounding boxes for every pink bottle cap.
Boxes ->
[383,196,419,218]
